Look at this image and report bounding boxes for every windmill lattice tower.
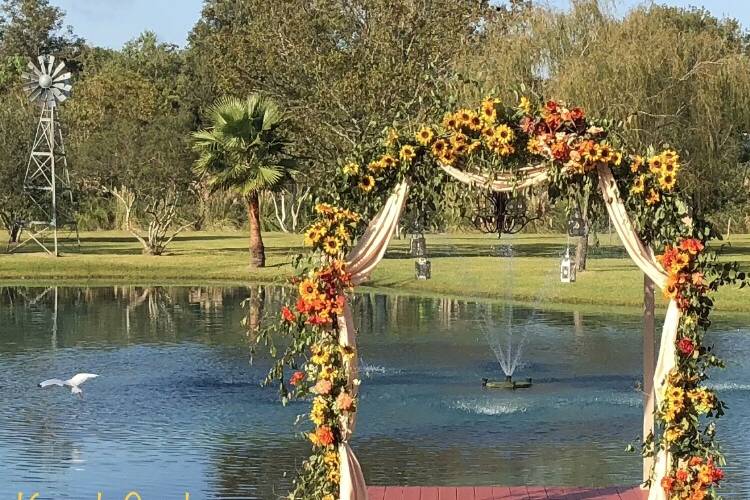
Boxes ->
[13,54,77,256]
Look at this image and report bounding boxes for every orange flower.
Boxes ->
[661,476,675,493]
[336,391,355,412]
[289,371,305,386]
[281,306,295,323]
[676,469,689,482]
[679,238,704,255]
[314,379,333,395]
[315,425,335,446]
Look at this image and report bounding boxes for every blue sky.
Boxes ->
[49,0,750,49]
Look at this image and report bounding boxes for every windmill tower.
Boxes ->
[13,54,76,256]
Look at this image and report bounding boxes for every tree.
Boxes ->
[187,0,489,218]
[0,0,84,72]
[0,89,34,242]
[67,35,197,255]
[192,95,296,267]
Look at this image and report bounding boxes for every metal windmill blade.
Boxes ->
[21,55,72,107]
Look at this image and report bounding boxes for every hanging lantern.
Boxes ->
[415,257,432,280]
[560,247,576,283]
[567,208,586,237]
[410,232,427,257]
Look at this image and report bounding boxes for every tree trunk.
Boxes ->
[575,198,590,272]
[9,223,20,243]
[246,193,266,268]
[576,228,589,272]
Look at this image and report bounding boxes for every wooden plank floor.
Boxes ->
[367,486,646,500]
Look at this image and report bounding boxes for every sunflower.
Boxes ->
[457,108,473,125]
[493,124,515,144]
[359,175,375,192]
[630,175,645,195]
[299,279,319,301]
[597,143,615,164]
[400,144,417,163]
[613,151,623,166]
[660,172,677,191]
[442,113,459,130]
[441,148,457,165]
[384,127,399,146]
[322,236,341,256]
[415,126,434,145]
[661,149,679,165]
[342,162,359,175]
[335,224,350,242]
[367,160,384,172]
[468,140,482,154]
[661,159,680,175]
[648,155,663,174]
[468,114,483,131]
[646,188,661,206]
[630,155,644,173]
[431,138,448,157]
[304,227,322,246]
[518,96,532,115]
[450,132,468,148]
[481,98,498,123]
[380,154,398,169]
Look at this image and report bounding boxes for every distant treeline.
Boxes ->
[1,0,749,243]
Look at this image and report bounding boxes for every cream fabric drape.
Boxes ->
[596,165,678,500]
[440,163,549,192]
[337,181,409,500]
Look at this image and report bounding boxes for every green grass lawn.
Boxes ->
[1,230,749,313]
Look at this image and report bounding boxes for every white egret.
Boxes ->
[38,373,99,398]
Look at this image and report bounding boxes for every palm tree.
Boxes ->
[192,95,295,267]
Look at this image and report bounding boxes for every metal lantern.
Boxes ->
[560,247,576,283]
[415,257,432,280]
[410,232,427,257]
[567,208,586,237]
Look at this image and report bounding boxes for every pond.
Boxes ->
[0,285,748,499]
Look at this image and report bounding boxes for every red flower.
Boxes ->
[289,371,305,386]
[307,314,331,326]
[295,297,310,314]
[545,100,559,113]
[679,238,704,255]
[569,107,585,123]
[677,338,695,356]
[675,469,689,482]
[281,306,295,323]
[711,466,725,482]
[316,425,335,446]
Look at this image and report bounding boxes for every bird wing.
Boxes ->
[67,373,99,387]
[39,379,65,388]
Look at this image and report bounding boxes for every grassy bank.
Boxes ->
[1,230,749,312]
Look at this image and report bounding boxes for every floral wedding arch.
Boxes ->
[257,96,747,500]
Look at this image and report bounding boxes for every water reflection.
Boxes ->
[0,286,748,499]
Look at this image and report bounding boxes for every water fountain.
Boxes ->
[480,238,533,389]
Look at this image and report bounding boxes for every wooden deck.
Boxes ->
[366,486,647,500]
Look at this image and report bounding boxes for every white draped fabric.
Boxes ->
[596,165,678,500]
[439,163,549,192]
[334,166,679,499]
[338,181,409,500]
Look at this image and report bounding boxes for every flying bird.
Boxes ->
[38,373,99,398]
